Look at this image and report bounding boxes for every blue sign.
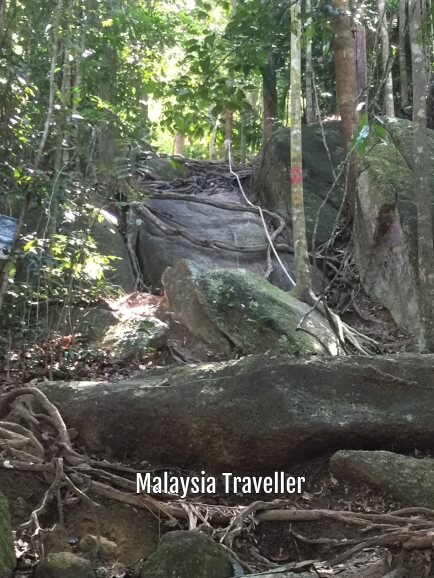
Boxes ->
[0,215,18,259]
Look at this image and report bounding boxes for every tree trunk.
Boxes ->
[0,0,6,50]
[209,119,219,160]
[399,0,409,108]
[378,0,395,116]
[173,133,185,156]
[290,0,312,301]
[240,111,247,164]
[409,0,434,350]
[73,20,85,172]
[305,0,315,124]
[354,1,368,104]
[330,0,358,211]
[224,0,237,160]
[224,110,233,161]
[261,50,278,145]
[49,34,71,237]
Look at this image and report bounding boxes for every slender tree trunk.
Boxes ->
[249,87,259,156]
[224,110,233,161]
[35,0,64,169]
[378,0,395,116]
[399,0,409,107]
[224,0,237,160]
[49,32,71,236]
[209,119,218,160]
[409,0,434,350]
[354,0,368,104]
[240,111,247,164]
[261,50,278,144]
[73,17,85,172]
[0,0,6,50]
[330,0,358,211]
[305,0,315,124]
[173,133,185,156]
[290,0,312,300]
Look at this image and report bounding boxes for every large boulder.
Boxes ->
[162,260,339,356]
[330,450,434,508]
[254,122,345,246]
[14,205,135,296]
[140,531,233,578]
[0,490,15,578]
[354,118,434,337]
[137,155,190,181]
[39,353,434,471]
[86,209,135,292]
[132,190,296,291]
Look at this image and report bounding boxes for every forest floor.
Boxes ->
[0,159,422,577]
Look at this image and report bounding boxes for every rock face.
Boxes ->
[139,156,190,180]
[132,189,295,291]
[99,316,168,359]
[0,490,15,578]
[330,450,434,508]
[254,122,345,246]
[162,260,339,355]
[34,552,94,578]
[140,531,233,578]
[354,118,434,336]
[41,353,434,471]
[88,209,135,292]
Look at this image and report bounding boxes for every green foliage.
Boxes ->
[354,113,391,157]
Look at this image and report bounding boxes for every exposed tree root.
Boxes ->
[0,386,433,575]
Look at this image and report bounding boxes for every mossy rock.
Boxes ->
[0,490,15,578]
[331,450,434,508]
[141,156,189,180]
[163,260,339,356]
[140,531,233,578]
[34,553,94,578]
[354,118,434,335]
[100,316,168,359]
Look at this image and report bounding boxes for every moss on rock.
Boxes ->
[34,552,94,578]
[331,450,434,507]
[163,260,338,356]
[140,531,233,578]
[354,118,434,335]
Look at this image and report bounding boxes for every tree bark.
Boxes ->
[261,50,278,145]
[290,0,312,300]
[354,1,368,105]
[378,0,395,116]
[0,0,6,50]
[240,110,247,163]
[173,133,185,156]
[209,119,218,160]
[224,110,233,161]
[305,0,315,124]
[409,0,434,350]
[330,0,358,212]
[49,23,72,237]
[399,0,409,108]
